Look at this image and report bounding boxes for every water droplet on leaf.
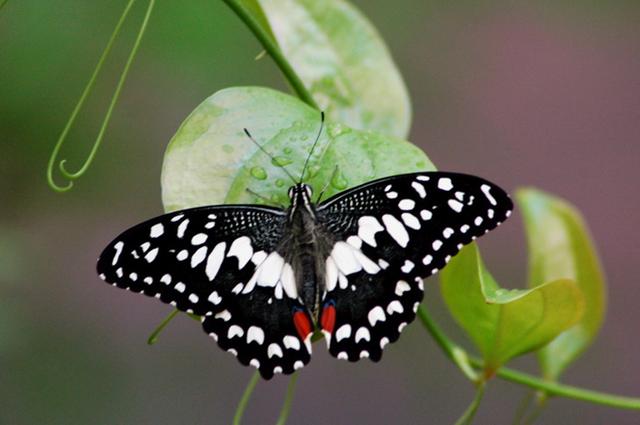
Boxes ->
[272,156,293,167]
[250,167,267,180]
[331,170,348,190]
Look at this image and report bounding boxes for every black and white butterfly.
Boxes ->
[96,119,512,379]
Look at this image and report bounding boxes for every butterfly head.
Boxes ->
[288,183,315,217]
[288,183,313,207]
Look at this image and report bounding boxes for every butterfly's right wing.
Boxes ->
[97,205,313,379]
[316,172,512,362]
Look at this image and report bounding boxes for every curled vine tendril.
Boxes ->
[47,0,156,192]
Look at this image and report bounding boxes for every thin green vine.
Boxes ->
[147,309,180,345]
[221,0,319,110]
[275,373,299,425]
[454,381,486,425]
[0,0,9,11]
[233,371,261,425]
[47,0,155,192]
[416,305,640,410]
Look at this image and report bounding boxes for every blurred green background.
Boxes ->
[1,1,639,423]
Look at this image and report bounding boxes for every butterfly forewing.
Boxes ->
[96,205,313,379]
[316,172,512,361]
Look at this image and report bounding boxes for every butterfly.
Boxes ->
[96,117,513,379]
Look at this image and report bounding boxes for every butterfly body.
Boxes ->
[97,172,512,379]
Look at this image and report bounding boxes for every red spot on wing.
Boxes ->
[320,304,336,334]
[293,311,313,340]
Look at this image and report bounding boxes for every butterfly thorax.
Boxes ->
[286,183,332,321]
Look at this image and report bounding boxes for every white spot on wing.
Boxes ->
[214,310,231,321]
[177,219,189,238]
[357,216,384,247]
[257,252,284,287]
[227,325,243,339]
[355,327,371,343]
[112,242,124,265]
[150,224,164,238]
[227,236,253,269]
[438,177,453,191]
[247,326,265,344]
[411,181,426,198]
[283,335,301,350]
[368,306,386,326]
[448,199,464,212]
[208,291,221,304]
[387,300,404,315]
[191,233,208,245]
[280,262,297,299]
[398,199,415,211]
[331,242,362,275]
[205,242,227,281]
[191,246,208,268]
[145,248,159,263]
[395,280,411,296]
[335,324,352,342]
[401,213,420,230]
[481,184,497,205]
[382,214,409,248]
[268,343,283,358]
[401,260,415,273]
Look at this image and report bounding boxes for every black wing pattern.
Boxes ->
[97,205,313,379]
[316,172,512,361]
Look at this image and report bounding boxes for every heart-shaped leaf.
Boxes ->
[440,244,585,373]
[250,0,412,138]
[517,189,606,380]
[161,86,432,212]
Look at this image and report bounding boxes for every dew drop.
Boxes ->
[250,166,267,180]
[275,179,285,187]
[272,156,293,167]
[331,170,348,190]
[283,147,293,154]
[222,144,234,153]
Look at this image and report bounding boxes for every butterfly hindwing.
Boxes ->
[96,205,313,379]
[316,172,512,361]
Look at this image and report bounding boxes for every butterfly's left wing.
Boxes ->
[316,172,512,361]
[96,205,313,379]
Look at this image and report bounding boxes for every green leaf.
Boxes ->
[161,86,433,212]
[252,0,412,138]
[440,244,585,373]
[517,188,606,380]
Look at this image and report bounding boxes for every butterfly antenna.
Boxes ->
[243,128,298,184]
[299,111,325,183]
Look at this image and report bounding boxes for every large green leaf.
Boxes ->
[251,0,412,138]
[517,189,606,379]
[161,86,432,212]
[440,244,585,373]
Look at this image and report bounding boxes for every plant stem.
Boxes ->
[512,391,535,425]
[417,305,640,410]
[147,309,180,345]
[0,0,9,11]
[416,305,477,381]
[454,382,486,425]
[476,360,640,410]
[233,371,261,425]
[221,0,319,109]
[275,373,299,425]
